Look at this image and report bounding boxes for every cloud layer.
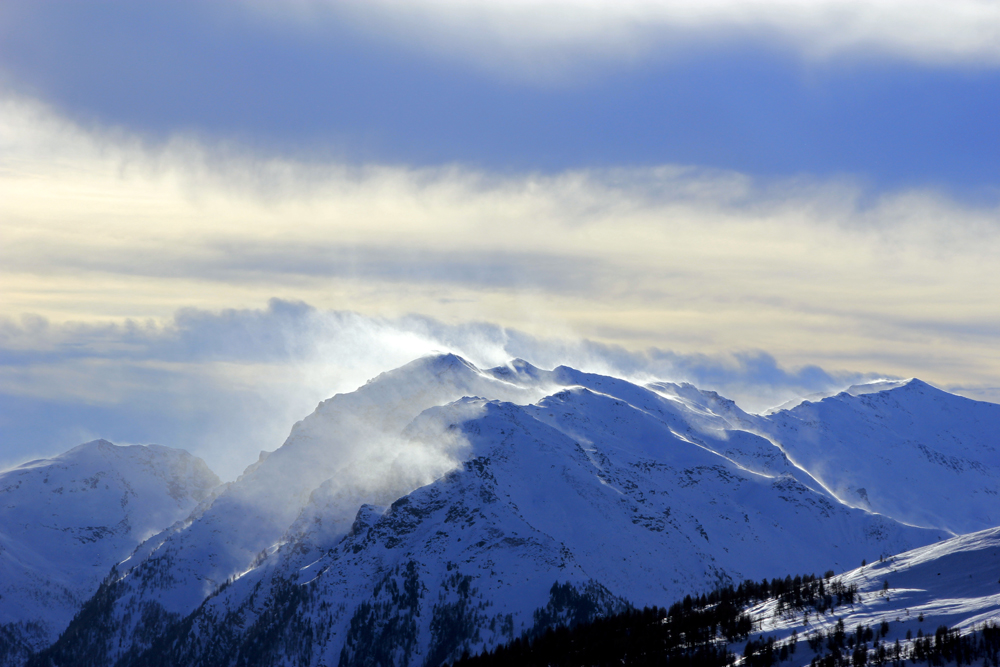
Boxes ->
[0,300,889,480]
[2,97,999,478]
[3,97,999,363]
[2,2,998,190]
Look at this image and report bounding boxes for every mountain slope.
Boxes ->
[763,379,1000,534]
[0,440,219,666]
[452,525,1000,667]
[26,355,552,667]
[740,525,1000,665]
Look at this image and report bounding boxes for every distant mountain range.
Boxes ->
[4,354,998,666]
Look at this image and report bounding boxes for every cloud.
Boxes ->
[0,300,891,480]
[2,95,1000,480]
[2,4,998,190]
[6,1,999,91]
[259,0,1000,78]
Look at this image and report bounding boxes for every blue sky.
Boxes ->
[1,1,998,479]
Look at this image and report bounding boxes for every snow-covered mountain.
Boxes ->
[0,440,219,666]
[27,356,548,666]
[452,524,1000,667]
[27,355,999,667]
[761,379,1000,534]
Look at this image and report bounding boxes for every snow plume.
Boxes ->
[274,394,487,522]
[204,394,487,575]
[0,300,891,481]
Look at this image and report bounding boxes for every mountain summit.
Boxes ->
[0,440,219,664]
[762,377,1000,533]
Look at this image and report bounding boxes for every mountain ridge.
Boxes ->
[8,355,1000,666]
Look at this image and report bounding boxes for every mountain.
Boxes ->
[26,355,549,666]
[0,440,219,666]
[761,379,1000,534]
[30,356,988,667]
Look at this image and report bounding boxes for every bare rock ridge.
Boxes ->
[6,355,1000,667]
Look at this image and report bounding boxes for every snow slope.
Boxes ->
[0,440,219,665]
[28,355,552,666]
[47,360,951,667]
[762,379,1000,534]
[745,525,1000,665]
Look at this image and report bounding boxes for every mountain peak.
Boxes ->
[414,351,478,373]
[78,437,115,448]
[842,378,910,395]
[486,358,543,382]
[766,378,943,414]
[63,438,115,455]
[359,352,482,390]
[835,377,980,410]
[766,375,1000,534]
[0,439,220,658]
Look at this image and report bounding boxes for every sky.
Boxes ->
[1,0,999,480]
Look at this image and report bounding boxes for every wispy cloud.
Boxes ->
[3,3,997,189]
[262,0,1000,79]
[3,96,999,384]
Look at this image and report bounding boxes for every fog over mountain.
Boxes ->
[0,300,897,482]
